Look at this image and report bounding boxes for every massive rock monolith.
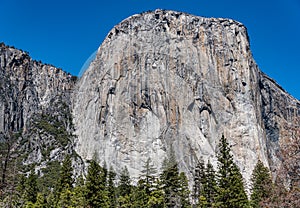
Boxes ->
[72,10,300,184]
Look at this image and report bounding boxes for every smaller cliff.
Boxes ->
[259,73,300,176]
[0,43,81,194]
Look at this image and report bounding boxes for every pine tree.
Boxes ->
[0,132,17,196]
[107,167,117,208]
[37,160,61,195]
[193,158,206,204]
[141,158,157,195]
[117,195,132,208]
[132,179,148,208]
[250,160,273,208]
[215,135,248,208]
[24,201,35,208]
[133,158,158,207]
[103,161,108,186]
[58,155,73,190]
[178,172,191,208]
[16,174,27,206]
[85,159,109,208]
[228,163,249,207]
[117,166,132,207]
[202,160,217,208]
[73,176,86,207]
[60,175,86,208]
[118,166,132,197]
[160,146,181,208]
[57,187,82,208]
[46,191,56,208]
[147,177,165,208]
[24,169,38,204]
[53,155,74,206]
[34,193,47,208]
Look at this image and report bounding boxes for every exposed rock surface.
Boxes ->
[0,43,78,176]
[73,10,300,185]
[0,44,74,132]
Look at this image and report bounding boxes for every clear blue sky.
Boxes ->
[0,0,299,99]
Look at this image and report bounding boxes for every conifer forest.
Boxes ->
[1,135,299,208]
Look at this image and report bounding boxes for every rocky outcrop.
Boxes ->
[0,43,75,133]
[259,74,300,174]
[72,9,300,185]
[0,43,78,174]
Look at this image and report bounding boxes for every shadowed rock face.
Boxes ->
[0,44,77,168]
[0,44,75,134]
[72,10,299,184]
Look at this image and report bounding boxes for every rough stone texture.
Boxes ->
[0,44,74,133]
[1,9,297,188]
[0,43,78,171]
[73,10,300,185]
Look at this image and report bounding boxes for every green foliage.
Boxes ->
[141,158,157,195]
[34,192,47,208]
[131,157,165,208]
[56,187,86,208]
[116,167,132,208]
[160,146,191,207]
[117,195,132,208]
[35,114,71,147]
[178,172,191,208]
[16,173,26,195]
[53,155,74,206]
[24,169,38,204]
[193,158,206,204]
[196,160,217,208]
[58,155,74,189]
[160,148,180,208]
[107,167,117,207]
[72,176,87,207]
[215,135,249,208]
[118,166,132,198]
[85,159,109,208]
[24,201,36,208]
[56,187,74,208]
[147,181,165,208]
[37,161,61,194]
[250,160,273,208]
[0,132,22,200]
[131,181,148,207]
[45,191,56,208]
[4,134,289,207]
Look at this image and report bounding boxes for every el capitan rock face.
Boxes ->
[72,9,300,184]
[0,10,298,189]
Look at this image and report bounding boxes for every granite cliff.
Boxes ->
[0,10,299,191]
[72,10,300,185]
[0,43,80,192]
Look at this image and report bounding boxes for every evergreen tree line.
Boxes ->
[0,135,297,207]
